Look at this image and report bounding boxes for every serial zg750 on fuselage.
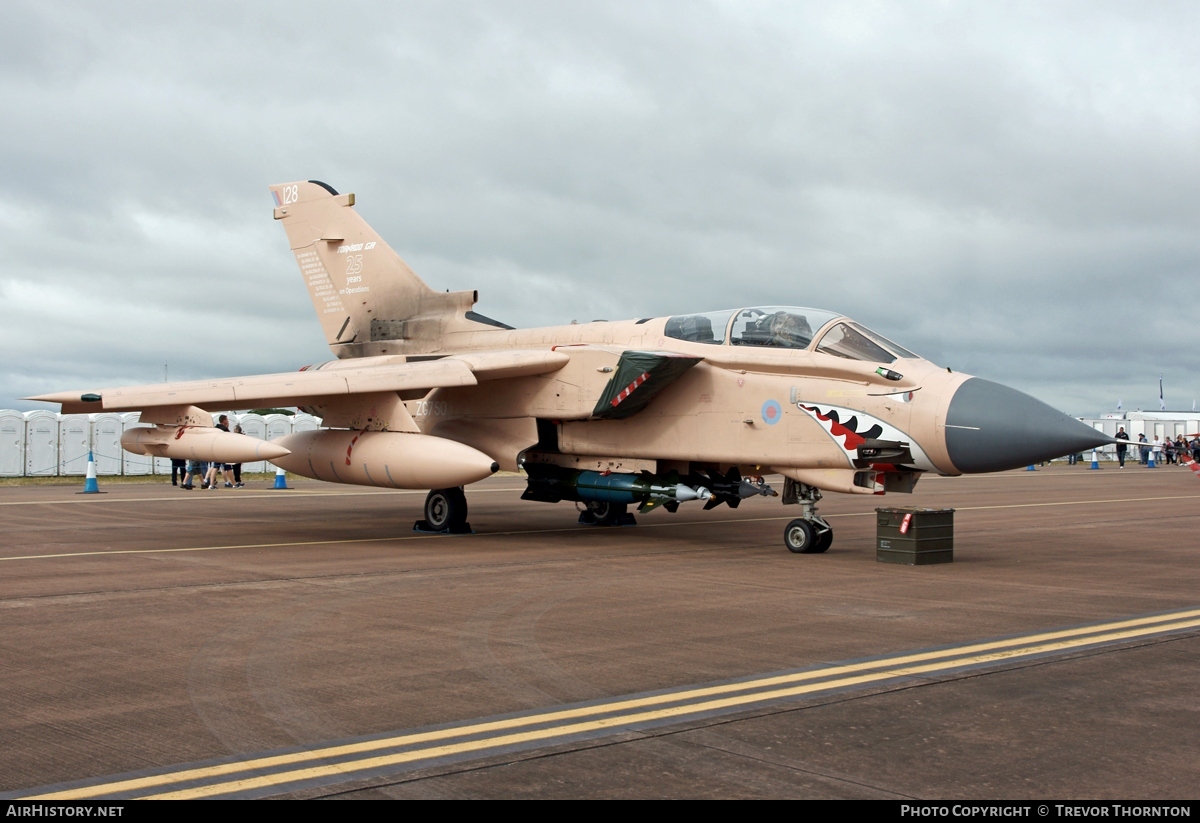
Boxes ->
[32,180,1112,553]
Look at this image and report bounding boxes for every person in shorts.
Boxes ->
[231,425,246,487]
[182,459,208,490]
[209,415,236,488]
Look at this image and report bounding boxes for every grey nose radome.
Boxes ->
[945,378,1112,473]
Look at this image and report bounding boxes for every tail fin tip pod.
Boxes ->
[269,180,487,358]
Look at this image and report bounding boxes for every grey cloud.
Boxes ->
[1,1,1197,413]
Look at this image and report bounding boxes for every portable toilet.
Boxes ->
[292,413,321,432]
[264,413,293,441]
[263,414,293,470]
[24,410,60,476]
[91,413,125,475]
[153,453,173,476]
[236,412,267,473]
[0,410,25,477]
[121,412,154,475]
[59,414,92,476]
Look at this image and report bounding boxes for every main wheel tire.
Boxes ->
[589,501,627,527]
[784,519,818,553]
[425,487,468,530]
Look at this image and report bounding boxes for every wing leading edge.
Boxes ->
[28,349,570,414]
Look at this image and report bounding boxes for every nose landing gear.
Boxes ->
[782,478,832,553]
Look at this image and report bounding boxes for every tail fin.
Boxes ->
[269,180,479,357]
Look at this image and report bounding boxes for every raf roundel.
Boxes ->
[761,399,782,425]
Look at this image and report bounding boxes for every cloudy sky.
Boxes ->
[2,1,1197,415]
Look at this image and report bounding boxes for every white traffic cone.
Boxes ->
[1089,449,1100,470]
[273,465,290,489]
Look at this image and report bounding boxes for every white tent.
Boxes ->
[0,410,25,477]
[24,411,60,476]
[121,413,154,475]
[59,415,92,476]
[91,413,124,475]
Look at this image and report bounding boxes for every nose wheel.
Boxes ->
[784,518,833,553]
[781,478,833,554]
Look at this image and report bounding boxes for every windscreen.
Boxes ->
[815,323,896,363]
[851,323,919,359]
[814,320,922,363]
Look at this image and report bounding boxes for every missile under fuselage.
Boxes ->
[270,429,499,489]
[121,425,292,463]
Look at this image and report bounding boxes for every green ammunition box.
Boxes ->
[875,507,954,565]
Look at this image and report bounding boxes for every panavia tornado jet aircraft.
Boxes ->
[31,180,1114,553]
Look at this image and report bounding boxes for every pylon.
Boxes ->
[273,465,289,489]
[1026,465,1036,471]
[82,451,100,493]
[1148,451,1157,468]
[1089,449,1100,470]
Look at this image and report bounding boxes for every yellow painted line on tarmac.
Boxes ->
[27,607,1200,800]
[2,494,1197,564]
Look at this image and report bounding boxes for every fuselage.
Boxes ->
[303,304,1103,483]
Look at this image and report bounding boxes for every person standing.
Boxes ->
[1114,427,1128,468]
[208,414,236,489]
[182,459,207,490]
[170,457,186,485]
[1138,433,1149,465]
[231,424,246,488]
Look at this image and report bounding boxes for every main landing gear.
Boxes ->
[577,501,637,527]
[782,478,832,554]
[415,487,473,534]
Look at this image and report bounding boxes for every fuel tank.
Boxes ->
[271,429,499,489]
[121,425,291,463]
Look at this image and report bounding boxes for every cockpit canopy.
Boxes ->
[663,307,918,364]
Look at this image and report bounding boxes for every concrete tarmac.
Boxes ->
[1,465,1198,799]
